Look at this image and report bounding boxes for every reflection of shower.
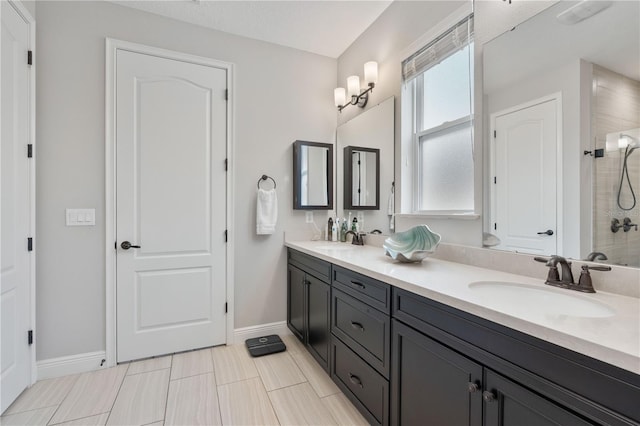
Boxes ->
[616,134,639,211]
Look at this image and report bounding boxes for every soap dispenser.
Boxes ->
[332,218,338,242]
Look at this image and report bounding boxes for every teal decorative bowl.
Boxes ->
[383,225,441,263]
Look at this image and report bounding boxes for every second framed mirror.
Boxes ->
[344,146,380,210]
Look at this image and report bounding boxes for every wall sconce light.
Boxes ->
[334,61,378,112]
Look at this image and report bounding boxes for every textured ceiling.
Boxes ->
[110,0,393,58]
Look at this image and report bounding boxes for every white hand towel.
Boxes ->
[257,188,278,235]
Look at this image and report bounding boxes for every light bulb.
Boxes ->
[364,61,378,85]
[347,75,361,98]
[334,88,346,107]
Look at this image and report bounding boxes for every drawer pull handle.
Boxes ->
[349,373,363,388]
[483,390,496,403]
[350,280,366,289]
[467,382,480,393]
[350,321,365,332]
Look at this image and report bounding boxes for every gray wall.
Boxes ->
[35,1,336,360]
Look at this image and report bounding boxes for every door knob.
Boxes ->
[120,241,141,250]
[537,230,554,236]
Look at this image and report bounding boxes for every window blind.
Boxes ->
[402,15,474,83]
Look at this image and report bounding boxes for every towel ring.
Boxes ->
[257,174,277,189]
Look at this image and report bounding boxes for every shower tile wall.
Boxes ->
[592,64,640,267]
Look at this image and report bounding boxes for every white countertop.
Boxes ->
[285,240,640,375]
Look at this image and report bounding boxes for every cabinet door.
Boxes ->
[307,274,330,371]
[287,264,306,342]
[484,370,593,426]
[391,320,482,426]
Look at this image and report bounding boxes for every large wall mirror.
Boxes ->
[293,140,334,210]
[337,97,394,233]
[483,1,640,267]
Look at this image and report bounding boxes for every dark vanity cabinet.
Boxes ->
[392,319,482,426]
[392,288,640,426]
[286,249,640,426]
[287,249,331,371]
[330,265,391,426]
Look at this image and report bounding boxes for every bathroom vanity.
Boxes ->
[285,242,640,426]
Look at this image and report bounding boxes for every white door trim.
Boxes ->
[489,92,563,255]
[105,38,235,367]
[2,0,37,385]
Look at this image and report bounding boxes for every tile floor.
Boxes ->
[1,335,368,426]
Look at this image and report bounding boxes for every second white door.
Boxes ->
[492,97,558,255]
[115,46,227,362]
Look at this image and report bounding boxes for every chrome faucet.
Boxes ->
[344,230,365,246]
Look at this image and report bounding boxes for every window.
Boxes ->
[402,16,475,214]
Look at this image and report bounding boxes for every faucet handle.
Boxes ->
[576,265,611,293]
[582,265,612,272]
[534,256,560,283]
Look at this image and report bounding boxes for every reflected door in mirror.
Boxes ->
[293,140,334,210]
[344,146,380,210]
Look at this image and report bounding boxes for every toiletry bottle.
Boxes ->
[332,218,338,242]
[352,217,358,232]
[340,217,348,242]
[327,217,333,241]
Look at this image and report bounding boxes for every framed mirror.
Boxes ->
[344,146,380,210]
[482,1,640,267]
[337,96,394,233]
[292,140,334,210]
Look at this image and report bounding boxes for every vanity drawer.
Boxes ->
[332,288,390,377]
[332,265,390,313]
[331,337,389,426]
[288,249,331,283]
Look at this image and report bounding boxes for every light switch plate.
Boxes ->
[66,209,96,226]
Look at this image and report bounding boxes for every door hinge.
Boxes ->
[28,330,33,345]
[225,89,228,101]
[225,302,228,313]
[27,144,33,158]
[27,237,33,252]
[224,230,228,242]
[494,223,497,230]
[27,50,33,66]
[493,176,496,184]
[224,158,228,171]
[493,130,497,138]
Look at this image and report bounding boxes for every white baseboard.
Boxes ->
[37,351,107,380]
[233,321,291,344]
[35,322,290,380]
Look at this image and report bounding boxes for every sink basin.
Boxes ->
[468,281,615,318]
[314,244,357,251]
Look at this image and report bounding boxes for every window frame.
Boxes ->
[410,44,475,215]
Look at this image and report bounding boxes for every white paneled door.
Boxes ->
[1,0,33,413]
[492,97,558,255]
[115,48,227,362]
